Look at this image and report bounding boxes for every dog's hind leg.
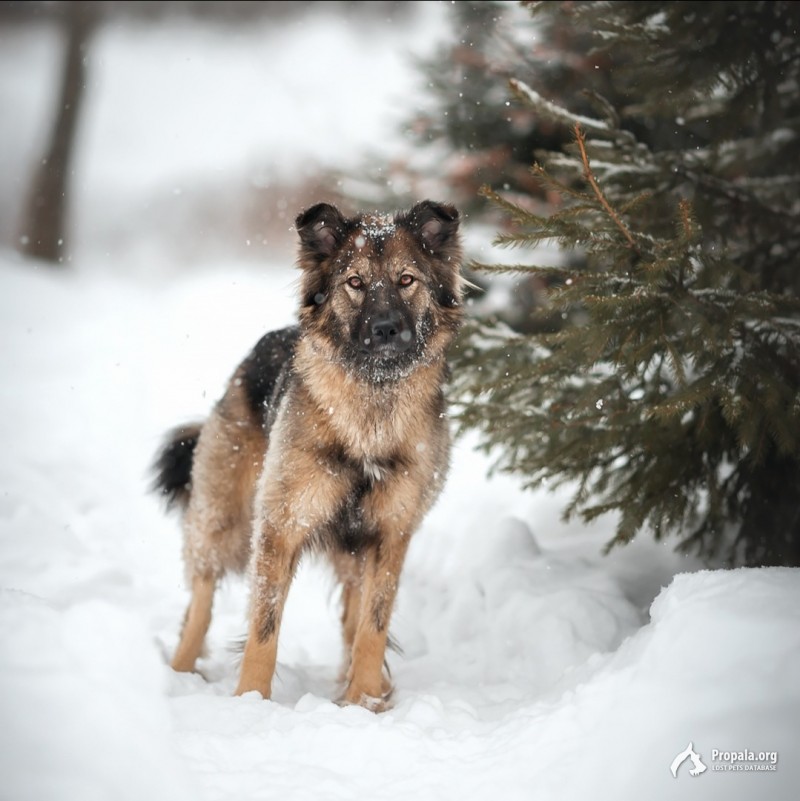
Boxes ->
[169,395,264,674]
[331,552,363,653]
[329,551,364,685]
[171,572,216,672]
[170,508,252,673]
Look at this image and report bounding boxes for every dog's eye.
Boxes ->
[398,274,415,287]
[347,276,364,290]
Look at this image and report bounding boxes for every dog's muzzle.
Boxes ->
[359,311,413,356]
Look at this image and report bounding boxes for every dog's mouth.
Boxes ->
[354,351,420,382]
[359,333,414,357]
[346,330,422,382]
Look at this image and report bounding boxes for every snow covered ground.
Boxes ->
[1,6,799,801]
[2,252,798,801]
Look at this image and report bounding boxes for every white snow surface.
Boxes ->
[1,255,798,801]
[1,6,798,800]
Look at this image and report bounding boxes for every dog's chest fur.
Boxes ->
[291,338,445,467]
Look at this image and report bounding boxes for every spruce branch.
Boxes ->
[677,199,695,241]
[529,162,593,203]
[573,124,639,253]
[509,78,611,136]
[467,260,574,277]
[478,184,543,225]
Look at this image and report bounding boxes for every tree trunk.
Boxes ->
[20,2,96,265]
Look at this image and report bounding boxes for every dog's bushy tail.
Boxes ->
[152,423,203,511]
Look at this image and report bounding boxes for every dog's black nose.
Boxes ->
[369,315,412,352]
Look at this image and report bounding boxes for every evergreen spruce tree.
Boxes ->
[452,1,800,566]
[352,1,626,215]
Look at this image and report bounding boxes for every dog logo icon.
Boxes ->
[670,742,708,778]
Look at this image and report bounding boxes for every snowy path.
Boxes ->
[1,257,798,801]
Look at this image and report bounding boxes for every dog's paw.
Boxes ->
[337,680,394,713]
[337,691,390,713]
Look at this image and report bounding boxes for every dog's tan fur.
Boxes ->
[155,201,463,710]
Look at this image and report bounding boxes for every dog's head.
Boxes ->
[294,200,464,381]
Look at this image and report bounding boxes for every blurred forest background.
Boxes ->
[0,0,455,272]
[3,0,799,567]
[0,0,582,277]
[0,0,647,282]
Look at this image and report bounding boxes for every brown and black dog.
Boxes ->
[153,200,463,710]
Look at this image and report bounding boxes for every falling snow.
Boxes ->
[0,7,797,801]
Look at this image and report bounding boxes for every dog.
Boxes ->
[153,200,464,710]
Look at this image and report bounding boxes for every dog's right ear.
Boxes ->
[295,203,346,263]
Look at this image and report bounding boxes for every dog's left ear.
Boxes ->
[400,201,463,310]
[296,203,347,262]
[401,200,460,255]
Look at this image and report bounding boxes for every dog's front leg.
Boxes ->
[342,532,411,710]
[235,522,301,698]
